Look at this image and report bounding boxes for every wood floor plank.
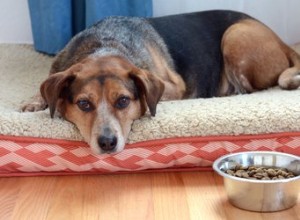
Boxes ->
[152,172,190,220]
[0,177,22,220]
[11,176,58,220]
[115,174,154,220]
[181,172,226,220]
[46,176,85,220]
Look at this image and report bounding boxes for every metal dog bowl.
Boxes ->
[213,151,300,212]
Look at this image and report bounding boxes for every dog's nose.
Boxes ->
[98,135,117,152]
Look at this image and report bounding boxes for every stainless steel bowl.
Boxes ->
[213,151,300,212]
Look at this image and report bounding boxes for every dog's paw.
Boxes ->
[21,101,47,112]
[20,94,47,112]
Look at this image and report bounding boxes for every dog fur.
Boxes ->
[22,10,300,154]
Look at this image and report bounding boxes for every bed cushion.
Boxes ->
[0,44,300,176]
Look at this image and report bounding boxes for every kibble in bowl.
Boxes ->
[225,165,297,180]
[213,151,300,212]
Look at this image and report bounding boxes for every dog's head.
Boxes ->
[41,56,164,154]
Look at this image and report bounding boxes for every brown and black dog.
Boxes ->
[22,10,300,154]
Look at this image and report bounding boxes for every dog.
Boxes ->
[22,10,300,154]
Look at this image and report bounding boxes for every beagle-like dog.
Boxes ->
[22,10,300,154]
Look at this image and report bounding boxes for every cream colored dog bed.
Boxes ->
[0,44,299,176]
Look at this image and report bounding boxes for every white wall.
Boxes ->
[153,0,300,45]
[0,0,33,44]
[0,0,300,45]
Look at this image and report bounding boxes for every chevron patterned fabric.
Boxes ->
[0,133,299,176]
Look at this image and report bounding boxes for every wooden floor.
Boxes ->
[0,171,299,220]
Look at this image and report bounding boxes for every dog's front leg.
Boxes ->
[21,92,47,112]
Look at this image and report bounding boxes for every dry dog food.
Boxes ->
[224,164,297,180]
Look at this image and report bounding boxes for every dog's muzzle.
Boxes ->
[97,127,118,152]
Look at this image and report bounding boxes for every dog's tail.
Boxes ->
[278,47,300,90]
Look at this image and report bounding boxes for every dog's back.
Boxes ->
[51,16,174,76]
[148,10,251,98]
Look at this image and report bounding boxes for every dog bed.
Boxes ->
[0,44,300,176]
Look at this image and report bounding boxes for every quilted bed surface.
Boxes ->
[0,44,300,176]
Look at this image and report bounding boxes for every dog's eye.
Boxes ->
[115,96,130,109]
[76,99,94,112]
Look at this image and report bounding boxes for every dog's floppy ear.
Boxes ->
[40,69,76,118]
[129,69,164,116]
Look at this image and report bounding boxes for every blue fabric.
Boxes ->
[28,0,153,55]
[28,0,73,54]
[85,0,153,27]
